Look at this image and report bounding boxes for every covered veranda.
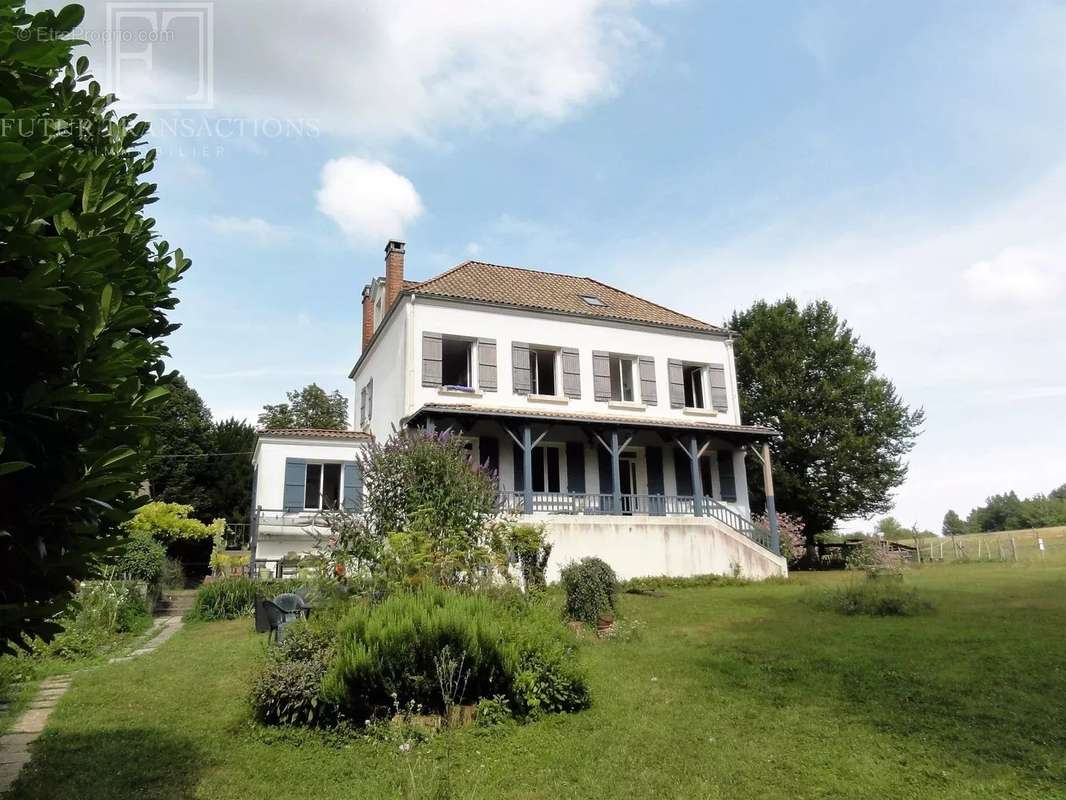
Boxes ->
[405,403,783,554]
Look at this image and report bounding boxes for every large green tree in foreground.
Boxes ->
[258,383,349,430]
[0,2,187,648]
[729,299,924,545]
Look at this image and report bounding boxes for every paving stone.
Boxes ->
[9,706,52,734]
[0,749,29,766]
[0,733,36,750]
[0,760,26,786]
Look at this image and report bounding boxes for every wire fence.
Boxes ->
[906,531,1060,564]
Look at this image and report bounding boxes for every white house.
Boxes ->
[250,241,786,580]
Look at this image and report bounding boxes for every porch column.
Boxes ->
[689,434,704,517]
[761,443,780,555]
[522,423,533,514]
[610,429,622,514]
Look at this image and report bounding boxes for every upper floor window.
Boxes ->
[441,336,474,389]
[609,355,636,403]
[528,347,558,395]
[304,462,341,510]
[683,365,706,408]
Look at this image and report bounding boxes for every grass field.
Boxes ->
[902,525,1066,563]
[7,560,1066,799]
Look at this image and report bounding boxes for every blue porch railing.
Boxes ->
[499,492,773,551]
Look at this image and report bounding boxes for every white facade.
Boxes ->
[250,249,783,579]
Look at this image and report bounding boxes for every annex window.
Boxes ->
[531,446,562,493]
[441,337,474,389]
[528,347,558,395]
[683,365,706,408]
[609,355,636,403]
[304,462,342,510]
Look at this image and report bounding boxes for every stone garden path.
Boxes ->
[0,614,184,794]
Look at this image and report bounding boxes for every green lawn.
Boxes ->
[8,561,1066,799]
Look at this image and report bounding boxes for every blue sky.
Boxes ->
[44,0,1066,530]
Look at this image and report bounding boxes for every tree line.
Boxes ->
[942,485,1066,536]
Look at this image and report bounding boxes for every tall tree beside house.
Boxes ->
[729,298,924,549]
[942,509,968,536]
[146,374,215,513]
[144,376,255,523]
[258,383,349,430]
[203,417,255,522]
[0,3,188,648]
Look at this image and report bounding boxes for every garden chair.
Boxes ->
[273,592,309,619]
[255,598,297,644]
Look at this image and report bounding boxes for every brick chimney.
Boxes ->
[361,284,374,351]
[384,240,405,312]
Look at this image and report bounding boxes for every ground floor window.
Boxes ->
[304,462,341,510]
[531,445,561,492]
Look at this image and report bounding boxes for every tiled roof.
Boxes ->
[256,428,371,440]
[404,261,724,333]
[414,403,779,438]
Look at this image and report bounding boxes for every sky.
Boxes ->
[35,0,1066,531]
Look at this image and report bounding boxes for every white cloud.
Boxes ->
[315,157,424,244]
[206,215,293,244]
[963,246,1065,305]
[60,0,651,140]
[592,163,1066,530]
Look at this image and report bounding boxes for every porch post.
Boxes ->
[610,429,622,514]
[761,443,780,555]
[522,424,533,514]
[689,434,704,517]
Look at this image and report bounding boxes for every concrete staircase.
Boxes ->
[156,588,197,617]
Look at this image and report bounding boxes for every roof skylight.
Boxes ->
[580,295,607,307]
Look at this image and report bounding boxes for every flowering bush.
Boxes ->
[845,538,907,577]
[754,511,807,563]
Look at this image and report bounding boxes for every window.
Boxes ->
[441,337,473,388]
[609,355,636,403]
[304,462,342,510]
[580,295,607,307]
[528,347,558,395]
[683,365,706,408]
[531,446,562,493]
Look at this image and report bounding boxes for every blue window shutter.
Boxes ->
[673,448,692,495]
[342,462,362,511]
[283,459,306,511]
[565,441,585,493]
[708,364,728,412]
[717,451,737,502]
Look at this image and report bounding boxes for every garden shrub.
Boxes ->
[560,557,618,625]
[250,620,340,727]
[116,535,167,585]
[320,587,588,723]
[818,579,933,617]
[28,578,152,661]
[846,539,907,577]
[191,577,307,621]
[490,522,552,591]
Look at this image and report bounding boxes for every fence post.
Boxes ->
[1011,535,1018,561]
